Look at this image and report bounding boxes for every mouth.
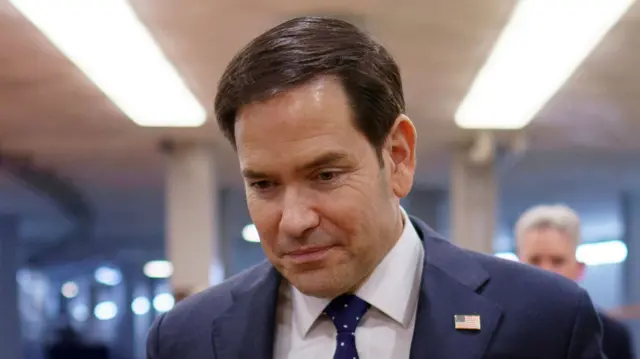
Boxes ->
[285,245,334,264]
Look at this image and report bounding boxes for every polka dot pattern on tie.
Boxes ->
[323,294,370,359]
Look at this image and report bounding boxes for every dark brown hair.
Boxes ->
[214,16,405,157]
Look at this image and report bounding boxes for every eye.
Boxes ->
[250,180,274,191]
[551,257,566,266]
[316,171,340,182]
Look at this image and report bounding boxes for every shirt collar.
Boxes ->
[291,206,424,337]
[291,284,331,337]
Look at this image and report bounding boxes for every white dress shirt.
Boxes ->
[273,207,425,359]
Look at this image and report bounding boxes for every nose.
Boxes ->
[279,187,320,239]
[538,261,555,272]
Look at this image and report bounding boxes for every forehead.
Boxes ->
[234,77,368,165]
[520,227,575,254]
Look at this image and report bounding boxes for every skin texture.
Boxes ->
[517,227,585,281]
[235,76,417,298]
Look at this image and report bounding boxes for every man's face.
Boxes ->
[235,76,416,298]
[517,227,584,281]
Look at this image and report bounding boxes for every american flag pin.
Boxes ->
[454,314,481,331]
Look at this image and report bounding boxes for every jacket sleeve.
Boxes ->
[566,289,606,359]
[621,328,635,359]
[146,312,167,359]
[616,321,635,359]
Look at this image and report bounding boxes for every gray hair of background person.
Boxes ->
[514,204,582,249]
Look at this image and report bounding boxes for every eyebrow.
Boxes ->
[241,151,349,179]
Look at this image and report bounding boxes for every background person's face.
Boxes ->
[234,76,415,298]
[517,227,585,281]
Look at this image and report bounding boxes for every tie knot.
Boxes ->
[323,295,370,333]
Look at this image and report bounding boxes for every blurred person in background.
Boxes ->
[172,288,192,304]
[46,325,109,359]
[516,204,635,359]
[147,17,605,359]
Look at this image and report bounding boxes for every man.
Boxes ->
[147,17,605,358]
[516,204,635,359]
[47,326,109,359]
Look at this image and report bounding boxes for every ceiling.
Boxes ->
[1,0,640,257]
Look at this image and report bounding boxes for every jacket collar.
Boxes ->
[210,216,503,359]
[409,216,503,359]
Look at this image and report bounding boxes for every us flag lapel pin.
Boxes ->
[454,314,481,331]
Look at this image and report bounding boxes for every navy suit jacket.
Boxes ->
[600,312,635,359]
[147,217,605,359]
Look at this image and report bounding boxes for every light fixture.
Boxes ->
[9,0,206,127]
[16,269,33,288]
[61,281,79,298]
[152,293,175,313]
[143,260,174,279]
[242,224,260,243]
[494,252,519,262]
[94,266,122,286]
[577,240,628,266]
[94,301,118,321]
[70,303,89,322]
[455,0,634,129]
[498,240,628,266]
[131,296,151,315]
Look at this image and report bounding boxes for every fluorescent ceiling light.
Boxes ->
[94,301,118,321]
[500,239,628,266]
[70,303,89,322]
[131,296,151,315]
[455,0,634,129]
[94,266,122,286]
[242,224,260,243]
[576,240,628,266]
[10,0,206,127]
[143,260,174,279]
[61,281,79,299]
[153,293,175,313]
[495,252,519,262]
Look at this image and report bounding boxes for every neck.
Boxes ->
[345,206,405,295]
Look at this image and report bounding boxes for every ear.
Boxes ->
[384,114,417,198]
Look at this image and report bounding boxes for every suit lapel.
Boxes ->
[210,218,502,359]
[409,218,503,359]
[211,265,281,359]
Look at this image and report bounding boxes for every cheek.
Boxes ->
[318,195,380,252]
[331,173,387,213]
[564,263,579,274]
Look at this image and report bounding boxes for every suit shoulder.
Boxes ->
[147,261,275,357]
[599,311,631,339]
[418,225,587,308]
[599,311,634,357]
[149,261,273,340]
[467,250,588,307]
[463,250,604,353]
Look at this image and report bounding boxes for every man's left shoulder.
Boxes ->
[414,217,590,312]
[468,250,591,313]
[466,251,605,357]
[599,311,633,343]
[599,311,630,335]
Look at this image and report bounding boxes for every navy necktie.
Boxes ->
[323,294,370,359]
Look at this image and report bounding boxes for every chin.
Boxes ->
[286,269,348,299]
[294,285,336,299]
